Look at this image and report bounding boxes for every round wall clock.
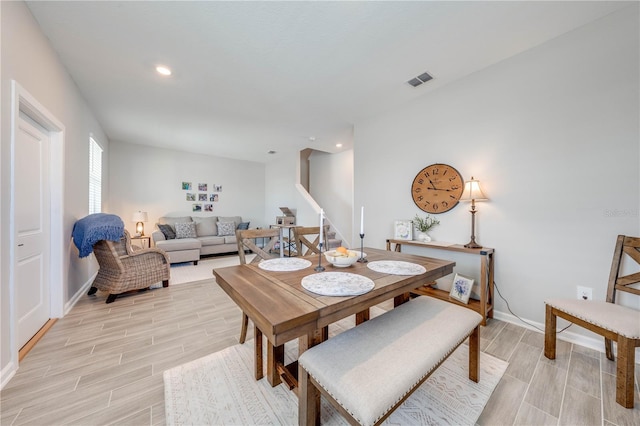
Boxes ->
[411,163,464,213]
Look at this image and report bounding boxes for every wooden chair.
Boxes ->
[235,228,281,343]
[292,225,330,256]
[89,230,170,303]
[544,235,640,408]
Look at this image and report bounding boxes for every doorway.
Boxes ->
[15,113,51,349]
[6,81,65,380]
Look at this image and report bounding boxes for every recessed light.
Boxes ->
[156,65,172,76]
[336,143,343,148]
[308,136,316,142]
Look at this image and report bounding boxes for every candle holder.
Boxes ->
[314,242,325,271]
[357,233,368,263]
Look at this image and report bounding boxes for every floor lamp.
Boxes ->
[460,177,488,249]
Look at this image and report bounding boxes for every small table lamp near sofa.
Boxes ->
[132,211,148,236]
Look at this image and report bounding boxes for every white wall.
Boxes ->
[108,141,266,232]
[354,6,639,345]
[309,149,354,247]
[1,1,111,383]
[264,151,300,226]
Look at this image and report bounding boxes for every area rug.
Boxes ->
[164,336,507,425]
[167,254,256,285]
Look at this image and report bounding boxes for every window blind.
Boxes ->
[89,137,102,214]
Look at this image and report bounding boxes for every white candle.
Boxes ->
[360,206,364,234]
[319,209,324,245]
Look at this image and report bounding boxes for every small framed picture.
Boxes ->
[182,182,192,190]
[449,273,474,304]
[192,204,202,212]
[198,183,208,191]
[394,220,413,240]
[198,193,208,201]
[186,193,196,201]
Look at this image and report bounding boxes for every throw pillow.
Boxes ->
[193,216,218,236]
[157,224,176,240]
[175,222,197,239]
[217,221,236,237]
[237,222,250,230]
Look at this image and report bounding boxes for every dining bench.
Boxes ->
[298,296,483,426]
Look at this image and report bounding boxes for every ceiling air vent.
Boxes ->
[407,71,433,87]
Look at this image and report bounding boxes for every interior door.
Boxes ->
[15,112,51,349]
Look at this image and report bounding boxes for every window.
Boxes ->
[89,137,103,214]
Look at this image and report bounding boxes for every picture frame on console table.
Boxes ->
[394,220,413,240]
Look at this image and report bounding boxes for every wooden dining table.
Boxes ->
[212,246,456,390]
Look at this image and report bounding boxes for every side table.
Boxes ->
[131,235,151,250]
[386,238,494,325]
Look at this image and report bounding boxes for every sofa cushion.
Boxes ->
[193,216,218,237]
[237,222,250,230]
[175,222,197,239]
[198,236,226,246]
[158,216,193,232]
[224,236,237,244]
[156,238,201,251]
[217,221,236,237]
[157,224,176,240]
[218,216,242,227]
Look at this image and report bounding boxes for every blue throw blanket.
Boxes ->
[72,213,125,258]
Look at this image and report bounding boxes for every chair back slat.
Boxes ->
[607,235,640,303]
[293,225,330,256]
[236,228,280,265]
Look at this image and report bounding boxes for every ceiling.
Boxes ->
[26,1,629,163]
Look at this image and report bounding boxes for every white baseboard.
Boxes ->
[64,271,98,316]
[492,309,606,353]
[1,360,17,390]
[493,309,640,359]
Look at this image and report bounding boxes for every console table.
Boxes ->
[386,239,494,325]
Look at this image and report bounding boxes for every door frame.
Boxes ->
[7,81,65,372]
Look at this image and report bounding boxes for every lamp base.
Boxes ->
[464,239,482,249]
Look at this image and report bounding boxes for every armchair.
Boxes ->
[88,230,171,303]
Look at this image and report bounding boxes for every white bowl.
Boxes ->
[324,250,366,267]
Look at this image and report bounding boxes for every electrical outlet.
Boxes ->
[576,286,593,301]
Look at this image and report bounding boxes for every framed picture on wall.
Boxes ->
[198,183,208,191]
[449,273,474,304]
[192,204,202,212]
[182,182,192,190]
[198,193,207,201]
[394,220,413,240]
[204,204,213,212]
[186,193,196,201]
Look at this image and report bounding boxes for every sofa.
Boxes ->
[152,215,248,264]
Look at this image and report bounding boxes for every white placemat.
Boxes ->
[367,260,427,275]
[258,258,312,272]
[301,272,375,296]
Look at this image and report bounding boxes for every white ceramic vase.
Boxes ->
[416,232,431,242]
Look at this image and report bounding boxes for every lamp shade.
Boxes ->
[132,211,148,222]
[460,177,488,202]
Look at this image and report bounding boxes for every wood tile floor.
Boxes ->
[1,279,638,425]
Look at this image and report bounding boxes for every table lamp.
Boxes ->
[460,177,488,249]
[132,211,148,236]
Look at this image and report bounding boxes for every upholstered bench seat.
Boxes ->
[545,299,640,339]
[298,296,483,426]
